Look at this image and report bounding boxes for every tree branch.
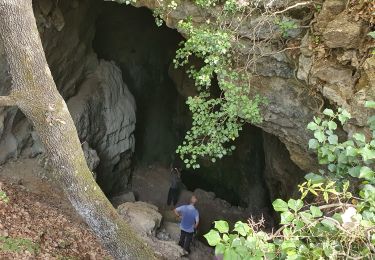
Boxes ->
[0,96,16,107]
[273,2,312,15]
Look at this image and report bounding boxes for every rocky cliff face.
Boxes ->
[132,0,375,172]
[0,0,373,201]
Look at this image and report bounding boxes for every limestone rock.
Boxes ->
[297,54,313,82]
[82,142,100,172]
[263,132,304,200]
[323,14,364,49]
[161,221,180,241]
[117,201,162,235]
[38,0,53,16]
[314,0,346,32]
[110,191,136,208]
[311,60,355,103]
[68,60,136,193]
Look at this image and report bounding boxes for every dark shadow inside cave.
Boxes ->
[92,2,302,213]
[93,3,185,168]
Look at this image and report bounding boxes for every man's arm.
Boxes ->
[174,208,180,218]
[195,212,199,229]
[174,206,184,218]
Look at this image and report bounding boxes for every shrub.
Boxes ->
[205,103,375,259]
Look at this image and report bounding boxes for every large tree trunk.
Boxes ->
[0,1,155,259]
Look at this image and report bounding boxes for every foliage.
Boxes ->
[117,0,301,168]
[275,18,298,38]
[174,19,265,168]
[0,189,8,203]
[0,236,39,254]
[205,104,375,259]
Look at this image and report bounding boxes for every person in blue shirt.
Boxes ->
[174,195,199,254]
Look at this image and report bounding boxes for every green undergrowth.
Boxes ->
[0,236,39,254]
[204,102,375,259]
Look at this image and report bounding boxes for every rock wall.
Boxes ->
[0,0,137,194]
[132,0,375,174]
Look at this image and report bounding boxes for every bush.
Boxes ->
[205,103,375,259]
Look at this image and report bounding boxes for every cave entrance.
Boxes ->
[92,2,297,217]
[93,3,185,168]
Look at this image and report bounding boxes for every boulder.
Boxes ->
[161,221,180,241]
[323,14,364,49]
[314,0,346,31]
[117,201,162,235]
[110,191,136,208]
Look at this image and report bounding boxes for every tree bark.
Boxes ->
[0,1,156,259]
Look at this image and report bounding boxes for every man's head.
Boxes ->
[190,195,197,205]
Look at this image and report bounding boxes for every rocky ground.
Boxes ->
[0,158,215,259]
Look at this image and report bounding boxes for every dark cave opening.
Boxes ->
[93,3,185,168]
[92,2,300,211]
[181,125,269,209]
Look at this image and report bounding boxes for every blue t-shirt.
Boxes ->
[176,204,199,233]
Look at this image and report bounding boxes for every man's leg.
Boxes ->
[172,188,179,206]
[167,188,173,206]
[178,230,186,248]
[183,232,194,253]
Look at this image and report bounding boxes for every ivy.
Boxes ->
[171,6,265,168]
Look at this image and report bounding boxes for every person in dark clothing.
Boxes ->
[174,195,199,254]
[167,166,181,206]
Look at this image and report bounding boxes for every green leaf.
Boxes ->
[223,248,240,260]
[328,134,338,145]
[214,220,229,234]
[327,121,337,130]
[288,199,304,212]
[365,100,375,108]
[361,146,375,161]
[280,211,294,224]
[323,109,335,117]
[321,219,336,229]
[314,131,326,143]
[272,199,288,212]
[305,173,325,184]
[349,166,361,178]
[353,133,366,143]
[281,240,296,251]
[233,221,250,236]
[359,166,374,180]
[346,146,358,157]
[308,139,319,149]
[204,230,221,246]
[215,243,226,255]
[338,110,351,124]
[310,206,323,218]
[299,212,313,222]
[368,32,375,39]
[307,122,319,131]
